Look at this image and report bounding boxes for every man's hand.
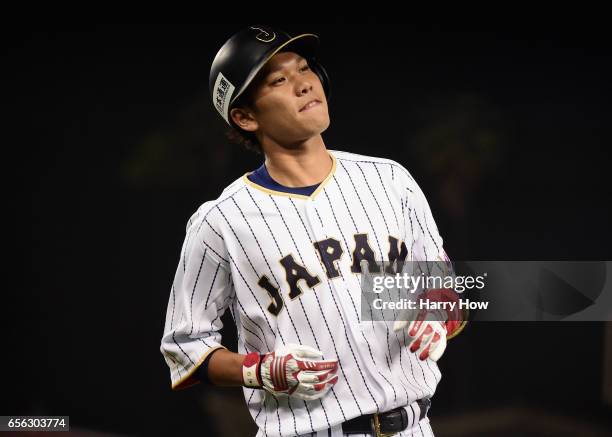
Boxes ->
[394,287,466,361]
[242,344,339,401]
[394,310,448,361]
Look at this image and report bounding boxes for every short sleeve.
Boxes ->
[160,207,233,390]
[409,181,450,265]
[400,167,468,339]
[393,162,448,265]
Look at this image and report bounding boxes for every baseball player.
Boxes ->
[160,24,466,437]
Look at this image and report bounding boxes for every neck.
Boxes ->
[262,135,332,187]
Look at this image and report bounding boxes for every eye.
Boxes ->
[272,77,285,85]
[300,64,310,72]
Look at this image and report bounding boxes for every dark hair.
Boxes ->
[225,127,262,155]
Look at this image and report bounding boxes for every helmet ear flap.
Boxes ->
[309,60,331,102]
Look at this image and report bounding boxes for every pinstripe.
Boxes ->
[273,396,282,436]
[241,323,265,347]
[317,192,406,405]
[270,196,338,430]
[207,293,233,333]
[234,195,304,347]
[372,163,400,231]
[217,204,262,278]
[407,207,416,262]
[199,337,213,348]
[172,331,195,366]
[326,180,378,329]
[205,218,224,240]
[249,185,329,432]
[355,162,391,235]
[185,185,246,266]
[225,248,279,341]
[331,171,420,402]
[339,158,428,400]
[408,403,416,427]
[268,196,324,352]
[203,261,221,309]
[263,393,268,437]
[170,285,175,329]
[235,297,273,351]
[330,151,415,184]
[337,159,386,256]
[201,240,229,264]
[425,360,440,385]
[242,336,259,353]
[288,198,374,414]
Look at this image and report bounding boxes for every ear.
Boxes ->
[230,107,258,133]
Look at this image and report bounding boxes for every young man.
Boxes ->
[160,25,465,437]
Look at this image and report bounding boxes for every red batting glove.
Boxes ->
[242,344,339,401]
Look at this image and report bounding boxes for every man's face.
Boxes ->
[232,51,330,147]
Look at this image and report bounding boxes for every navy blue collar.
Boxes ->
[247,163,321,196]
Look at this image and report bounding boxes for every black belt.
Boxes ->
[342,398,431,436]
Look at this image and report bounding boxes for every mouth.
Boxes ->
[299,99,322,112]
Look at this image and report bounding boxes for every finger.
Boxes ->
[297,359,338,372]
[313,375,338,392]
[299,368,337,383]
[419,342,432,361]
[297,374,338,395]
[417,331,439,360]
[418,326,436,350]
[292,375,338,400]
[417,322,446,356]
[418,323,447,360]
[393,320,408,332]
[408,319,430,339]
[429,333,447,362]
[297,373,318,383]
[409,323,433,352]
[291,344,324,359]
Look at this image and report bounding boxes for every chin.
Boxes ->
[308,113,331,132]
[304,121,330,139]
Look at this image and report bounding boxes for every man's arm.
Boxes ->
[160,205,235,391]
[197,349,246,387]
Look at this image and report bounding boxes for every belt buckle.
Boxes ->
[371,412,396,437]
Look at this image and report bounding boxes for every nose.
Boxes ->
[295,77,313,96]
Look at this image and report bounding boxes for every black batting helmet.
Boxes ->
[209,24,331,127]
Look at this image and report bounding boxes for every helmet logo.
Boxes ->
[249,26,276,43]
[213,72,235,124]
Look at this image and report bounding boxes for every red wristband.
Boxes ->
[242,352,262,388]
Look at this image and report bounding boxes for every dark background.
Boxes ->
[7,19,612,435]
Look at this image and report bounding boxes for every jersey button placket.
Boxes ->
[307,197,342,316]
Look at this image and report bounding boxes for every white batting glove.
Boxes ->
[394,310,448,361]
[242,344,339,401]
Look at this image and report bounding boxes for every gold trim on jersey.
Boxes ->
[171,345,227,390]
[242,151,337,200]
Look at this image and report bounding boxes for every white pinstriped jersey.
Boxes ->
[160,149,449,437]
